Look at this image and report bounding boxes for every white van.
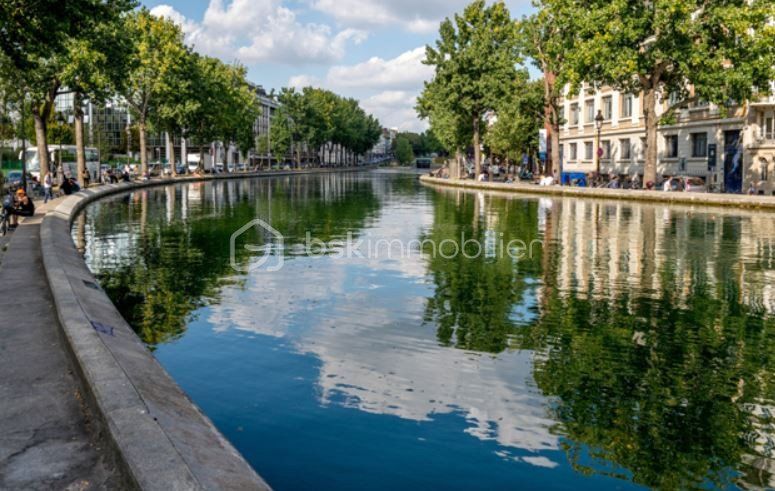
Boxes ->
[21,146,100,180]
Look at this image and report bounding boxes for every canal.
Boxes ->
[75,170,775,490]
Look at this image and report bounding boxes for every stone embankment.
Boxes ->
[419,175,775,211]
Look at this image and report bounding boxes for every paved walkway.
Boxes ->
[0,197,118,490]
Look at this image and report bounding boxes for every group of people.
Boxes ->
[101,165,132,184]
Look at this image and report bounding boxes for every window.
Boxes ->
[570,103,579,125]
[585,100,595,124]
[584,142,594,160]
[665,135,678,158]
[691,133,707,158]
[621,94,633,118]
[765,117,774,140]
[761,158,769,181]
[601,140,611,159]
[569,143,578,160]
[620,139,631,160]
[602,96,613,120]
[640,137,647,159]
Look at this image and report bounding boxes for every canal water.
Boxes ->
[75,170,775,490]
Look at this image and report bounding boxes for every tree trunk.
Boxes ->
[32,113,50,180]
[74,94,87,188]
[550,120,560,178]
[199,145,205,173]
[473,115,481,179]
[543,71,560,177]
[643,87,658,186]
[181,134,188,174]
[139,120,148,178]
[488,151,494,182]
[221,143,227,173]
[167,132,176,177]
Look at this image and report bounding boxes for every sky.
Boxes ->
[142,0,536,132]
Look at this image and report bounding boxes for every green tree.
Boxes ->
[517,2,575,175]
[558,0,775,184]
[0,1,118,70]
[484,73,545,164]
[419,130,445,156]
[275,88,380,168]
[394,136,415,165]
[418,0,521,178]
[59,2,133,185]
[0,0,132,181]
[120,9,188,177]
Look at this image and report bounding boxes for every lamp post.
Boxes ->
[20,95,27,190]
[594,110,604,177]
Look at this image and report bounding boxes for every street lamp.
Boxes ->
[594,110,604,176]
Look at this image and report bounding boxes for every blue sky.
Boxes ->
[142,0,536,131]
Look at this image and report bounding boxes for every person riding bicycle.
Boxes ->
[8,188,35,228]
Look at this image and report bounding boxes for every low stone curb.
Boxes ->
[419,175,775,211]
[40,167,373,490]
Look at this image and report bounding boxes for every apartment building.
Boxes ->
[559,83,775,194]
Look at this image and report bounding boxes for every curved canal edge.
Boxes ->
[40,168,372,490]
[419,175,775,211]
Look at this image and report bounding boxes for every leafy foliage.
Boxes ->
[484,71,545,162]
[556,0,775,182]
[418,0,521,176]
[394,136,415,165]
[276,87,381,167]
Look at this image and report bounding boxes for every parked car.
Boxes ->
[663,176,707,193]
[3,170,23,188]
[683,177,707,193]
[148,162,163,176]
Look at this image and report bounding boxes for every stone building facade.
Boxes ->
[559,83,775,194]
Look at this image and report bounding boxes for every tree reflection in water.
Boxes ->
[423,189,775,489]
[77,175,775,489]
[78,174,382,348]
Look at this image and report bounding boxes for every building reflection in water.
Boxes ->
[77,175,775,490]
[527,195,775,489]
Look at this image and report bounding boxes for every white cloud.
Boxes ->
[309,0,534,34]
[150,1,367,65]
[288,74,322,90]
[360,91,426,132]
[289,47,432,131]
[309,0,470,33]
[326,47,433,90]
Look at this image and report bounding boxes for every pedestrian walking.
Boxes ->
[43,171,53,204]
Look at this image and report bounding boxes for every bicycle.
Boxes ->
[0,195,13,237]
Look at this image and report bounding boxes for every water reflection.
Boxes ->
[77,172,775,490]
[79,173,382,347]
[526,197,775,489]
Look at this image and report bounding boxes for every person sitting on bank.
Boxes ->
[748,182,757,195]
[60,177,81,196]
[8,188,35,228]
